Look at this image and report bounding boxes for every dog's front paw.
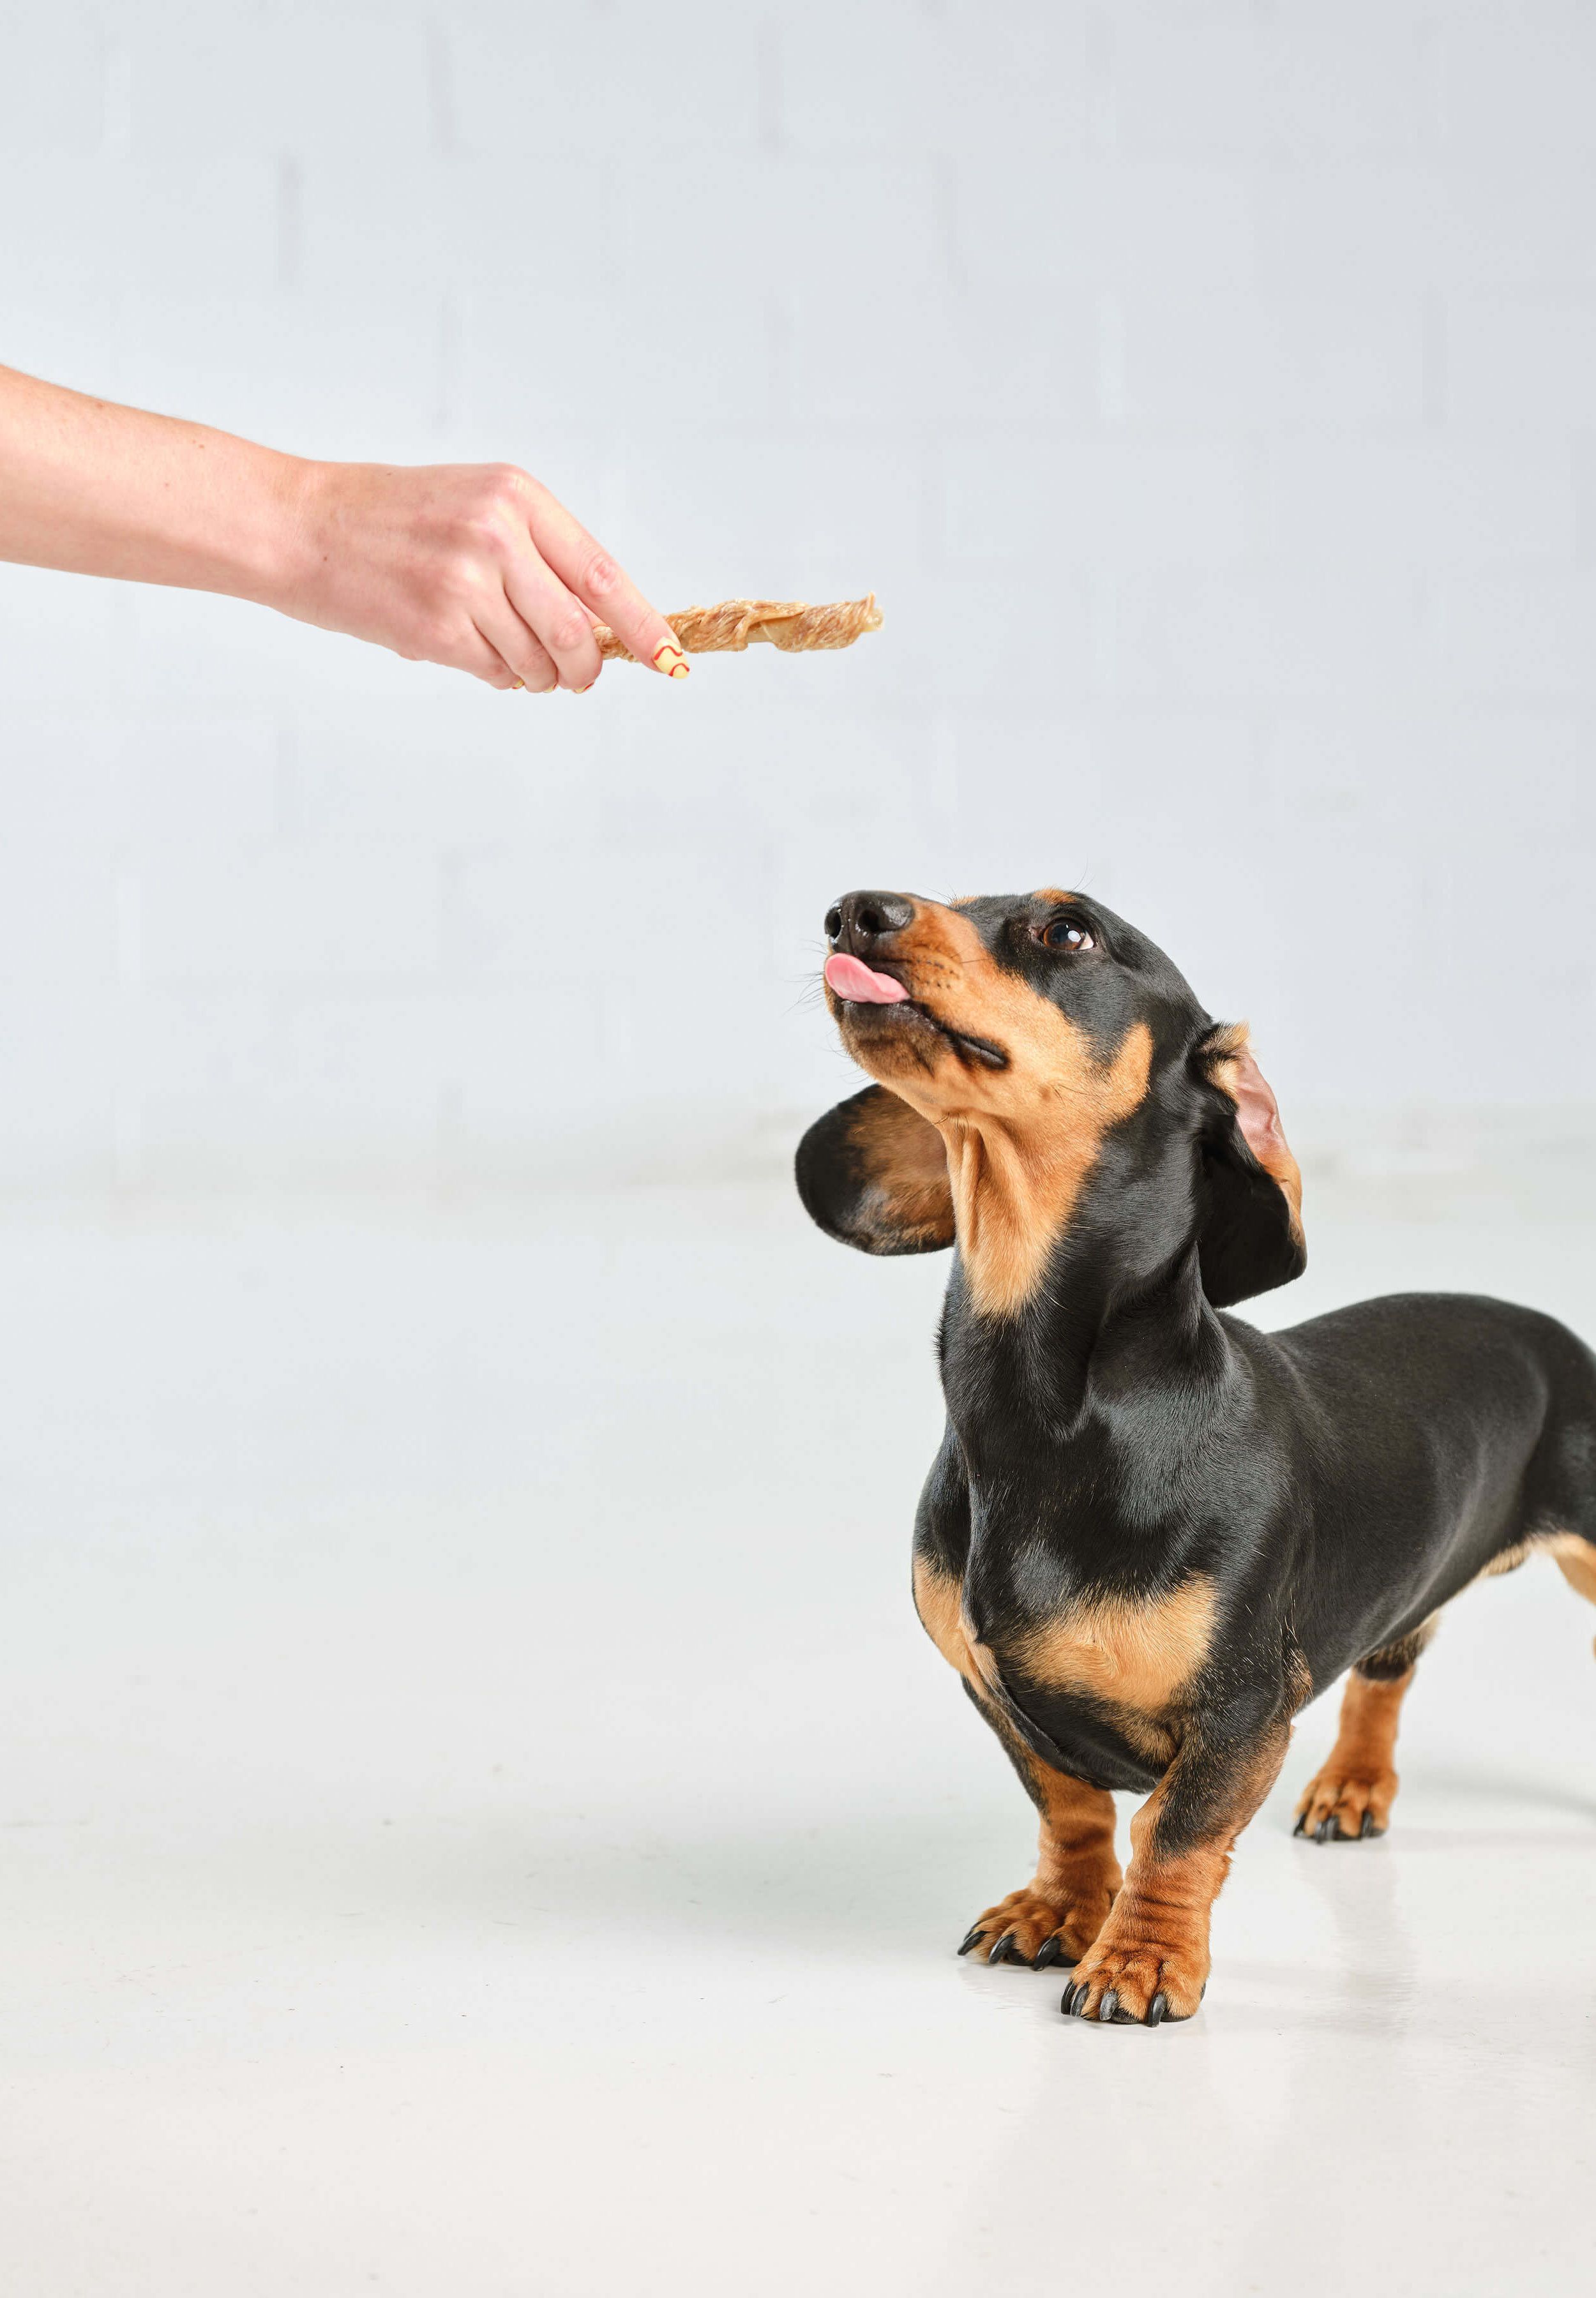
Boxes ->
[957,1882,1110,1972]
[1293,1762,1396,1843]
[1060,1923,1208,2026]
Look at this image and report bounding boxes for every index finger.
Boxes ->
[523,486,688,680]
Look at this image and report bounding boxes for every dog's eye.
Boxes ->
[1038,919,1095,953]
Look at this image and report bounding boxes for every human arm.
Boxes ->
[0,364,684,691]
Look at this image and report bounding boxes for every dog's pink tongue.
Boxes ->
[824,952,910,1004]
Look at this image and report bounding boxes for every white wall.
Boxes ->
[1,0,1593,1193]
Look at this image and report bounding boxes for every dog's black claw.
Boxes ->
[957,1926,986,1958]
[1292,1814,1307,1836]
[1097,1988,1120,2024]
[1062,1981,1086,2016]
[1033,1935,1063,1971]
[1146,1992,1168,2027]
[1315,1815,1339,1844]
[1360,1811,1375,1838]
[989,1931,1016,1965]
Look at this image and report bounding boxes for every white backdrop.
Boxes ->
[3,0,1594,1192]
[4,14,1596,2290]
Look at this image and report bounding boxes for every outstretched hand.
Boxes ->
[282,461,686,691]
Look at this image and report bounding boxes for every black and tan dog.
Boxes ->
[797,887,1596,2026]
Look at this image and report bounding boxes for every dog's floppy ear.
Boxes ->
[795,1085,954,1256]
[1191,1025,1306,1308]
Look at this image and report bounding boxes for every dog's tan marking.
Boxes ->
[912,1551,975,1680]
[914,1553,1184,1776]
[1068,1729,1289,2021]
[937,1037,1150,1317]
[915,1554,1127,1965]
[965,1763,1124,1966]
[1203,1021,1304,1247]
[1473,1541,1530,1581]
[1295,1665,1413,1839]
[1070,1844,1227,2019]
[1030,1766,1121,1903]
[1542,1529,1596,1600]
[1462,1526,1581,1595]
[844,1088,954,1251]
[911,1551,1009,1706]
[1464,1532,1596,1652]
[1542,1529,1596,1653]
[1011,1578,1217,1716]
[829,897,1156,1316]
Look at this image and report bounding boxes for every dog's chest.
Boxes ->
[915,1547,1216,1733]
[1002,1582,1218,1715]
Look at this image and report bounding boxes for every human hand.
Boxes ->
[277,460,688,692]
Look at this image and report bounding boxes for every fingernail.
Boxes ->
[652,640,689,680]
[510,679,525,691]
[575,676,598,693]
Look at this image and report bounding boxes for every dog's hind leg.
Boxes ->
[1293,1625,1433,1844]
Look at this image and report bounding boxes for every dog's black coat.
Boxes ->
[797,887,1596,2009]
[910,1280,1595,1809]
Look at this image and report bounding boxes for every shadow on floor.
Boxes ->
[508,1803,1020,1953]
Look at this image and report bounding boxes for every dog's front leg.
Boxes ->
[1062,1711,1290,2025]
[960,1732,1123,1970]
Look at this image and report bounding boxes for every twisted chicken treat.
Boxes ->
[593,595,882,673]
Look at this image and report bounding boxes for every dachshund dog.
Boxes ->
[796,888,1596,2026]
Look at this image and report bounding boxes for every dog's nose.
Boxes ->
[824,890,915,954]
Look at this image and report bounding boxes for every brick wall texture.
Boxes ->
[2,0,1593,1189]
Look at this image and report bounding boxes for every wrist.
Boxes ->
[239,449,331,615]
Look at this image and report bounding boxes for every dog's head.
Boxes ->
[795,889,1304,1318]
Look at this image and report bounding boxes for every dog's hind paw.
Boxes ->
[1293,1764,1396,1844]
[956,1886,1108,1971]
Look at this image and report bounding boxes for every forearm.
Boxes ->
[0,364,306,607]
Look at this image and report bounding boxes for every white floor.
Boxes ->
[1,1176,1593,2295]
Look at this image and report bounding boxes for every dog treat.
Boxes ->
[593,595,882,665]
